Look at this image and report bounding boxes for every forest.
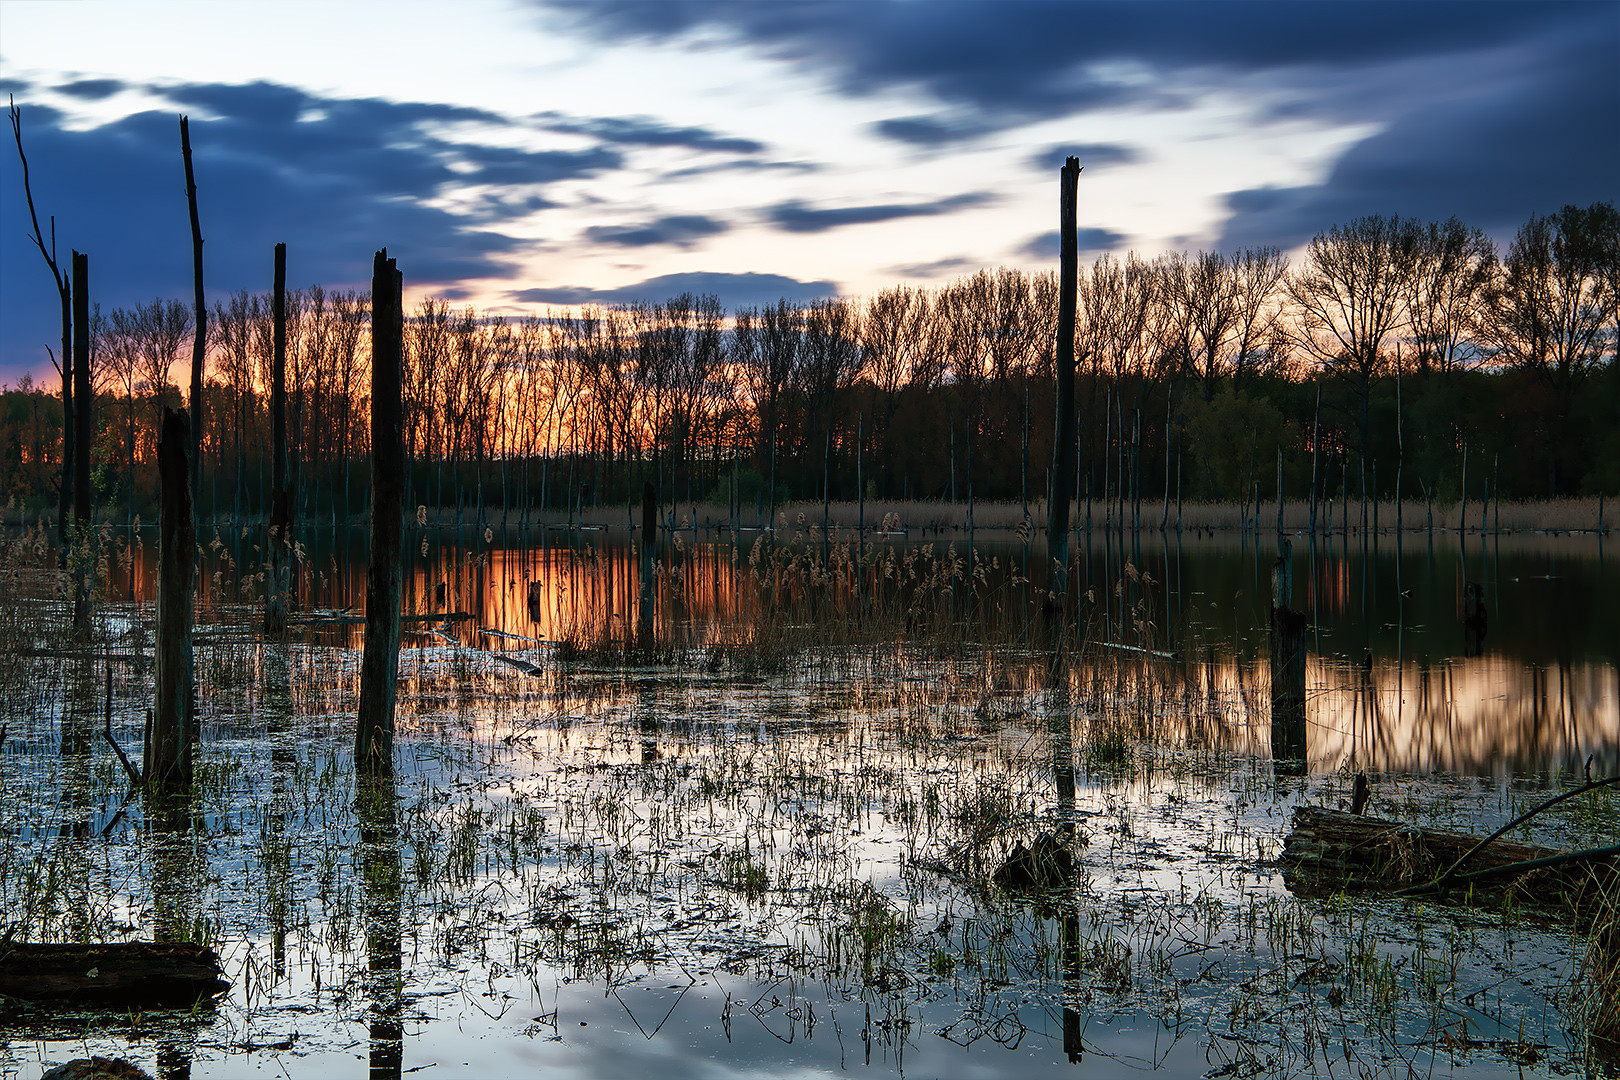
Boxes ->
[2,203,1616,527]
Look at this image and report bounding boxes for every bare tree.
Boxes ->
[1404,218,1496,377]
[1287,215,1421,469]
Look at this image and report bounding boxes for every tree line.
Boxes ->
[1,204,1615,529]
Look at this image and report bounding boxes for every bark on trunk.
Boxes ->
[151,407,195,792]
[356,250,404,780]
[1045,157,1081,605]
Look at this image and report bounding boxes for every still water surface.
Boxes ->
[2,525,1612,1079]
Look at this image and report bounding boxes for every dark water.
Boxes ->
[112,522,1619,777]
[3,524,1614,1080]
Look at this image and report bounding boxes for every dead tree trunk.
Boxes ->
[0,942,227,1008]
[1045,156,1082,606]
[181,116,206,505]
[71,251,92,634]
[265,242,290,634]
[356,250,404,781]
[150,408,195,793]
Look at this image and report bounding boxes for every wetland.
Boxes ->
[0,517,1616,1079]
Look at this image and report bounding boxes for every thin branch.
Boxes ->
[8,95,67,291]
[1396,773,1620,896]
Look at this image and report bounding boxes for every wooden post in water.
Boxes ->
[1269,536,1308,764]
[151,407,195,793]
[1045,156,1082,605]
[181,116,207,505]
[357,250,404,781]
[266,242,291,633]
[71,250,92,634]
[639,481,656,645]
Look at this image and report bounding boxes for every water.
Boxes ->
[2,525,1615,1079]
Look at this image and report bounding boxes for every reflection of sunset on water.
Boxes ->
[117,527,1618,777]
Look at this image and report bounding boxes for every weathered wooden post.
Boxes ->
[266,242,291,633]
[639,481,656,645]
[181,116,207,504]
[150,407,195,793]
[71,250,93,634]
[1269,536,1308,763]
[1045,156,1082,607]
[356,250,404,780]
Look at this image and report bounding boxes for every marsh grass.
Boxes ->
[0,521,1611,1078]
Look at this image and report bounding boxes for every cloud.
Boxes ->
[1015,227,1128,261]
[869,114,992,148]
[1216,27,1620,251]
[886,256,981,279]
[542,1,1616,252]
[583,214,730,249]
[766,192,996,233]
[534,111,764,154]
[56,78,126,101]
[510,271,839,311]
[1,80,615,375]
[1026,142,1143,173]
[541,2,1598,127]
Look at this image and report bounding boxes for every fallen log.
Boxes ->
[1280,805,1618,908]
[0,941,228,1009]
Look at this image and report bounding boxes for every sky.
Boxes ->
[1,0,1616,385]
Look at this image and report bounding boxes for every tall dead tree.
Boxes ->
[1045,156,1082,605]
[181,116,207,500]
[357,250,404,780]
[8,99,74,549]
[150,407,195,792]
[71,251,92,633]
[265,243,290,633]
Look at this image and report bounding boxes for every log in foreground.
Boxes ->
[1280,805,1618,907]
[0,941,228,1009]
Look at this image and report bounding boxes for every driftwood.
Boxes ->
[0,941,227,1009]
[1280,805,1619,907]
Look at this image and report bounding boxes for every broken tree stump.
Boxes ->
[1280,805,1619,908]
[0,941,228,1008]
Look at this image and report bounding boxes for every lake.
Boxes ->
[2,522,1616,1078]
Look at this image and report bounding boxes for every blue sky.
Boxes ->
[2,0,1616,384]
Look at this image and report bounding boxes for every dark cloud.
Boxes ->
[661,157,821,181]
[1026,142,1143,173]
[886,256,980,279]
[541,2,1597,125]
[869,114,992,148]
[1,81,607,376]
[542,1,1615,251]
[766,192,996,233]
[1216,29,1620,251]
[1015,227,1127,261]
[534,111,764,154]
[510,271,839,311]
[583,214,730,249]
[56,78,126,101]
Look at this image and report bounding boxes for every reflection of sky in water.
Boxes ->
[2,621,1602,1078]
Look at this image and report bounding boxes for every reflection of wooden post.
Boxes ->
[639,481,655,644]
[359,779,402,1080]
[152,407,195,793]
[357,250,403,780]
[1269,537,1307,761]
[1463,581,1487,657]
[1046,157,1081,606]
